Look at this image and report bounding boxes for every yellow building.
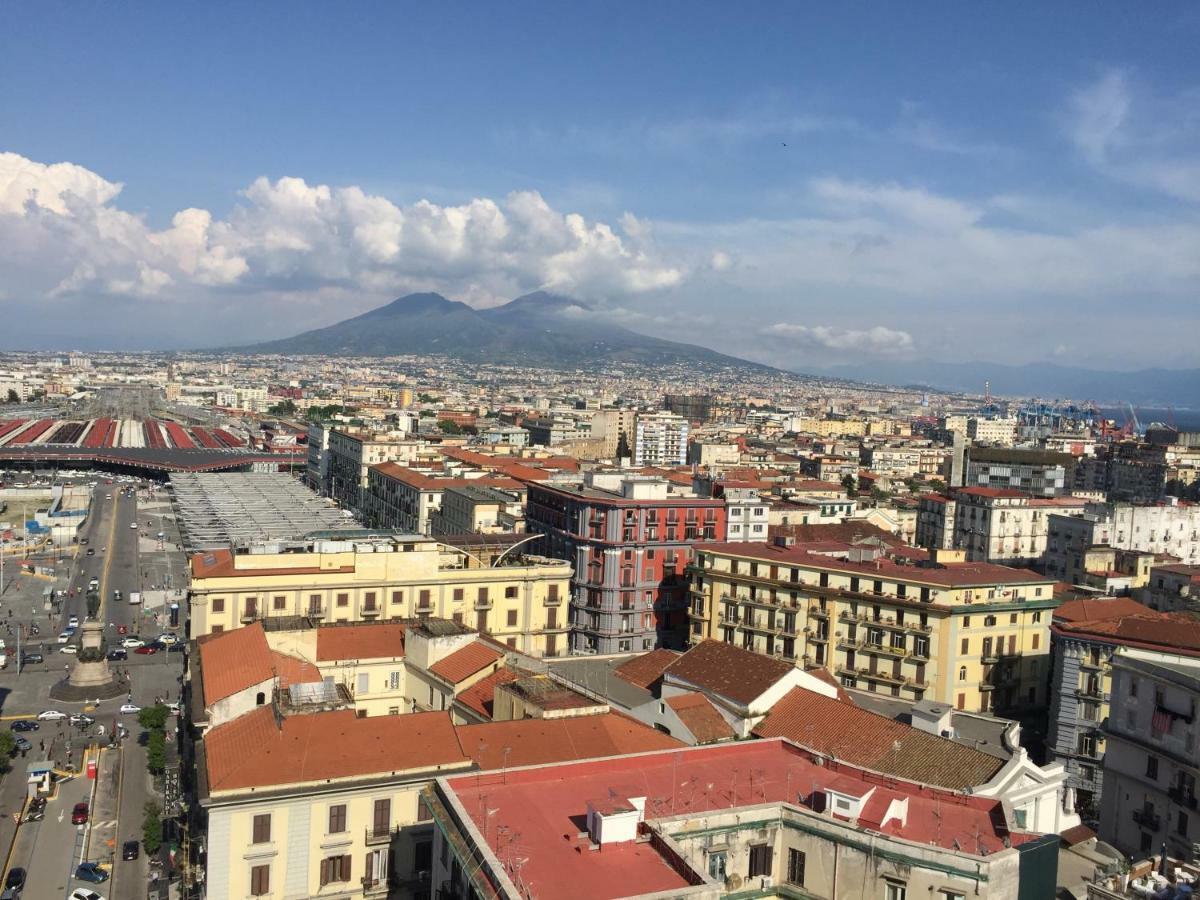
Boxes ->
[188,534,571,657]
[687,542,1058,715]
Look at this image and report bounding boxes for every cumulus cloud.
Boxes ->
[760,322,915,356]
[0,152,683,311]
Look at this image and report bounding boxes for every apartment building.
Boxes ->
[1140,564,1200,615]
[861,443,923,478]
[325,429,428,512]
[718,486,770,542]
[427,738,1061,900]
[1045,502,1200,583]
[968,417,1019,446]
[917,488,1087,566]
[1099,650,1200,862]
[634,411,689,466]
[362,463,524,534]
[428,484,524,535]
[526,473,726,653]
[186,533,571,657]
[686,439,741,467]
[687,540,1058,715]
[965,447,1076,497]
[589,407,637,459]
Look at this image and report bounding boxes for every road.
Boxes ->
[0,479,187,900]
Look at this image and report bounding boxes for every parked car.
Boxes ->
[157,633,179,646]
[134,645,158,655]
[106,648,127,661]
[120,637,144,649]
[121,839,139,860]
[4,868,25,892]
[37,709,67,721]
[12,737,31,753]
[119,703,140,715]
[59,644,78,654]
[9,720,38,732]
[57,631,74,644]
[86,547,95,556]
[20,652,43,665]
[71,802,89,825]
[68,615,79,627]
[70,889,105,900]
[73,861,108,883]
[129,522,138,529]
[70,713,95,727]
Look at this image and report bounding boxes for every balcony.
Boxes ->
[361,876,389,897]
[365,825,397,846]
[1132,808,1161,831]
[361,605,381,619]
[981,653,1001,664]
[1075,687,1107,701]
[474,598,494,611]
[808,604,829,618]
[1168,787,1198,810]
[415,603,434,615]
[305,605,326,619]
[240,607,259,623]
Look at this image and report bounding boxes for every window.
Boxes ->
[885,880,908,900]
[336,593,349,607]
[1032,634,1039,650]
[1147,755,1159,781]
[363,591,377,610]
[453,588,464,602]
[477,587,489,603]
[328,804,347,834]
[786,848,806,885]
[960,637,969,654]
[252,813,271,844]
[391,590,403,605]
[748,844,773,877]
[1033,611,1041,623]
[708,851,727,881]
[958,666,967,682]
[372,798,391,836]
[505,585,518,599]
[250,864,270,896]
[319,854,351,886]
[939,892,965,900]
[1178,811,1189,837]
[507,610,518,628]
[388,671,401,691]
[548,584,559,602]
[417,796,433,822]
[212,597,225,613]
[273,595,286,610]
[419,589,431,608]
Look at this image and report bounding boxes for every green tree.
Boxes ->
[417,392,437,403]
[146,730,167,775]
[138,705,169,732]
[927,478,947,494]
[267,399,297,416]
[841,474,857,495]
[615,431,631,460]
[0,730,15,771]
[437,420,463,435]
[143,801,163,854]
[4,389,17,404]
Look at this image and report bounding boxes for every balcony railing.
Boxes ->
[1132,808,1161,830]
[362,875,389,896]
[365,825,397,846]
[1168,787,1198,810]
[305,605,326,619]
[361,605,381,618]
[474,598,493,610]
[981,653,1001,664]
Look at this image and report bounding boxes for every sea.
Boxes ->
[1099,407,1200,431]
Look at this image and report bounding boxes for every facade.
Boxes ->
[305,422,331,491]
[634,411,689,466]
[589,408,637,459]
[187,534,571,657]
[1044,503,1200,583]
[662,393,713,423]
[687,540,1058,714]
[1140,564,1200,615]
[718,486,770,542]
[526,473,726,653]
[968,417,1019,446]
[1099,651,1200,861]
[917,488,1087,566]
[687,440,741,468]
[326,430,425,513]
[428,738,1061,900]
[429,484,524,535]
[965,447,1076,497]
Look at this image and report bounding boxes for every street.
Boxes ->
[0,478,188,900]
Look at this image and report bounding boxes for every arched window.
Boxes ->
[984,615,997,627]
[256,691,266,706]
[958,666,967,682]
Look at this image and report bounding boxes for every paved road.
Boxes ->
[0,479,187,900]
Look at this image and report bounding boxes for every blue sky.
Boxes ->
[2,2,1199,368]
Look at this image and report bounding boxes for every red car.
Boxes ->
[134,645,158,655]
[71,802,89,825]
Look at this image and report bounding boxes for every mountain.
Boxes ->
[234,291,775,371]
[819,360,1200,406]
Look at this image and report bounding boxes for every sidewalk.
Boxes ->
[86,745,121,870]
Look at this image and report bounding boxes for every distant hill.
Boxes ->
[233,291,776,371]
[820,360,1200,406]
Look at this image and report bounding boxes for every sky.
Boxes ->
[1,2,1199,370]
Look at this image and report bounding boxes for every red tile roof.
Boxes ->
[205,707,468,792]
[197,623,274,706]
[612,648,680,690]
[428,641,504,684]
[664,639,794,707]
[316,623,406,661]
[190,547,354,579]
[270,651,321,690]
[1054,597,1149,624]
[456,712,682,769]
[454,667,520,720]
[1055,612,1200,655]
[753,688,1004,790]
[665,693,735,743]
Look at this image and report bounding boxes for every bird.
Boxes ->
[781,142,788,147]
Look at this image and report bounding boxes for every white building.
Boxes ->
[634,411,688,467]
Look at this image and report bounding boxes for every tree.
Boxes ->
[267,399,297,416]
[841,474,857,495]
[927,478,947,494]
[615,430,631,460]
[138,705,169,732]
[0,730,14,771]
[4,389,17,404]
[417,392,437,403]
[146,730,166,775]
[143,801,163,854]
[437,420,463,435]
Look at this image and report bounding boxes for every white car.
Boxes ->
[59,645,78,654]
[68,616,79,628]
[70,889,104,900]
[157,633,179,646]
[37,709,67,721]
[129,522,138,529]
[119,703,141,715]
[58,631,74,644]
[121,637,145,649]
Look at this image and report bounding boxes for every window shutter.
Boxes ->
[319,858,329,887]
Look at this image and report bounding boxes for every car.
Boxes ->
[112,590,122,602]
[119,703,140,715]
[20,652,43,665]
[58,631,74,644]
[116,624,128,635]
[73,860,109,882]
[120,637,144,649]
[4,869,25,892]
[69,713,95,727]
[27,797,45,814]
[10,737,30,754]
[121,839,139,860]
[9,720,38,732]
[37,709,67,721]
[106,648,127,661]
[86,548,95,556]
[100,546,106,553]
[79,537,88,545]
[68,615,79,627]
[157,633,179,645]
[60,644,78,654]
[88,577,99,589]
[70,889,105,900]
[71,801,89,824]
[129,522,137,529]
[134,645,158,655]
[105,494,112,500]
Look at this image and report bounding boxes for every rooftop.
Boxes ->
[427,641,504,684]
[456,712,681,770]
[611,648,680,690]
[664,693,735,743]
[664,638,794,707]
[316,622,406,661]
[197,622,274,706]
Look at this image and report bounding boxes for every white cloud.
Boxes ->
[810,177,981,231]
[0,152,684,309]
[761,322,914,356]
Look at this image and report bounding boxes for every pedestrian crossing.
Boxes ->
[92,818,118,830]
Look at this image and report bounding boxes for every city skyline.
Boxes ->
[2,4,1199,371]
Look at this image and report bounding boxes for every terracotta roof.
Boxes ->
[1056,612,1200,655]
[752,688,1004,790]
[1054,597,1149,624]
[764,522,905,548]
[197,623,274,706]
[665,693,735,743]
[612,649,680,690]
[664,639,794,707]
[270,651,321,690]
[428,641,504,684]
[316,623,406,661]
[454,667,520,720]
[205,707,468,792]
[456,712,682,769]
[190,547,355,580]
[803,666,852,702]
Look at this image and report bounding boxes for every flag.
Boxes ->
[1152,709,1172,736]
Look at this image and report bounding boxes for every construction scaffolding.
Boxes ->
[169,472,356,551]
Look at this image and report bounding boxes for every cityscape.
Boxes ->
[2,5,1199,900]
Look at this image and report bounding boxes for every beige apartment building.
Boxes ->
[687,540,1058,715]
[325,429,429,512]
[187,534,572,657]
